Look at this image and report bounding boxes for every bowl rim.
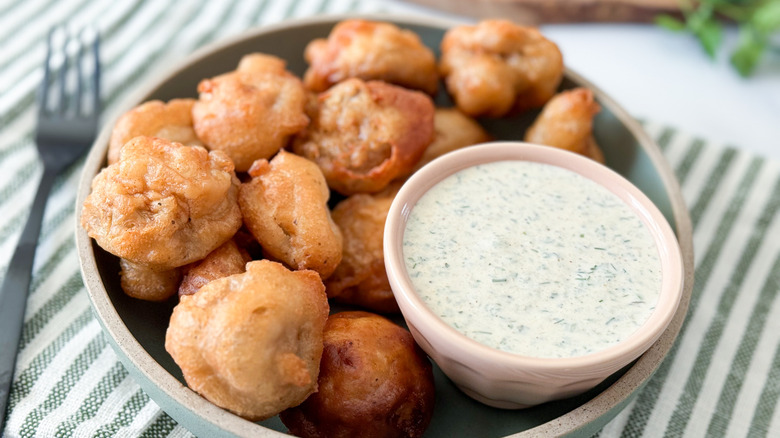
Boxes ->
[384,141,684,373]
[74,12,695,438]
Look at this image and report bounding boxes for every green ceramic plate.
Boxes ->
[76,14,694,437]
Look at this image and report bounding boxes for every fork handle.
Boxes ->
[0,167,58,431]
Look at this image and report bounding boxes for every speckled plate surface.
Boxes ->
[76,14,694,438]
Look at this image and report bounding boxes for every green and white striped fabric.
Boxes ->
[1,0,779,436]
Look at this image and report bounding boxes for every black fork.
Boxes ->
[0,27,101,431]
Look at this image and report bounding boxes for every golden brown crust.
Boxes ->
[165,260,329,421]
[292,79,434,195]
[523,88,605,163]
[326,186,399,313]
[440,19,564,117]
[178,239,251,296]
[238,150,343,278]
[192,53,309,171]
[119,259,181,302]
[108,99,202,165]
[303,19,438,95]
[399,107,492,179]
[280,311,435,438]
[81,137,242,269]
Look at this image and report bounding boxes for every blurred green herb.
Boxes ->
[656,0,780,76]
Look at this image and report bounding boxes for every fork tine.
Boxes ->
[74,27,102,117]
[74,33,84,116]
[38,27,56,114]
[90,30,101,116]
[57,32,68,115]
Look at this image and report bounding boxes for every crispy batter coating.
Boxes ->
[107,99,203,165]
[304,19,438,94]
[238,150,343,278]
[119,259,181,302]
[292,79,434,195]
[178,239,251,296]
[166,260,329,421]
[326,186,399,313]
[81,137,242,269]
[399,107,491,179]
[524,88,605,163]
[193,53,309,171]
[440,19,564,117]
[280,311,435,438]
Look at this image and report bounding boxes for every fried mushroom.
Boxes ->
[292,78,434,195]
[326,186,399,313]
[280,311,435,438]
[178,239,251,296]
[524,87,605,163]
[303,19,438,94]
[166,260,329,421]
[107,99,202,165]
[238,150,343,279]
[81,136,242,269]
[440,19,564,117]
[193,53,309,171]
[119,259,181,302]
[399,107,491,179]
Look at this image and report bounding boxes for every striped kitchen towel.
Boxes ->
[1,0,779,437]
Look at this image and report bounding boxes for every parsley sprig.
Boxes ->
[656,0,780,76]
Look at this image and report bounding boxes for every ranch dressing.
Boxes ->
[402,160,662,358]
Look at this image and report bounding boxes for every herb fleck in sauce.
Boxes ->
[403,161,662,358]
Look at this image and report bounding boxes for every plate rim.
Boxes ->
[75,13,695,438]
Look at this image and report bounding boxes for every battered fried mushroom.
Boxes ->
[107,99,202,165]
[280,311,435,438]
[238,150,343,279]
[399,107,491,179]
[119,259,181,302]
[81,137,242,269]
[304,19,438,94]
[326,186,399,313]
[292,79,434,195]
[524,88,605,163]
[166,260,329,421]
[440,19,564,117]
[178,239,251,297]
[193,53,309,171]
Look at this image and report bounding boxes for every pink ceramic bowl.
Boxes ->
[384,141,684,409]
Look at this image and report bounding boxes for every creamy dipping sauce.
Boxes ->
[402,160,662,358]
